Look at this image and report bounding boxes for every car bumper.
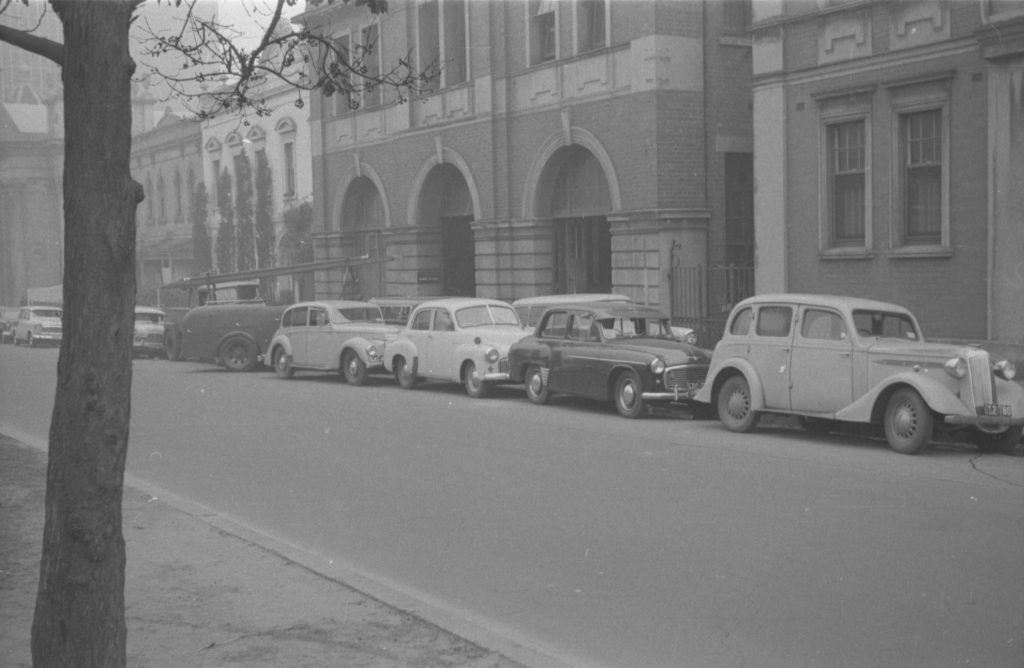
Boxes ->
[31,332,62,342]
[945,415,1024,427]
[481,371,511,382]
[642,387,703,402]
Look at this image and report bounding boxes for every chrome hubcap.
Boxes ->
[621,382,636,407]
[529,373,543,395]
[893,403,916,437]
[726,390,748,418]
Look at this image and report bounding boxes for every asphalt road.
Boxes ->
[2,345,1023,668]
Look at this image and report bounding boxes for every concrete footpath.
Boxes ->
[0,435,526,668]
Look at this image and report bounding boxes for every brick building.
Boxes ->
[297,0,754,324]
[751,0,1024,354]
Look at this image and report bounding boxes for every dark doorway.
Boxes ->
[553,216,611,293]
[441,215,475,296]
[725,153,754,267]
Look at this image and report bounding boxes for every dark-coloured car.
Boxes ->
[177,302,287,371]
[0,307,20,343]
[508,302,711,418]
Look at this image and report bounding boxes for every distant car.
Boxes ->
[512,293,698,345]
[509,301,711,418]
[383,297,526,397]
[0,307,20,343]
[12,305,63,347]
[694,294,1024,455]
[133,306,167,358]
[266,300,400,384]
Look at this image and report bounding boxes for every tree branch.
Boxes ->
[0,23,63,66]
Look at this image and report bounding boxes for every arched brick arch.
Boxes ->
[328,161,392,231]
[521,127,622,219]
[405,147,482,227]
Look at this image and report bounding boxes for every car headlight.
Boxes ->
[650,358,666,375]
[994,360,1016,381]
[944,357,967,379]
[485,347,500,363]
[366,344,379,358]
[683,332,698,346]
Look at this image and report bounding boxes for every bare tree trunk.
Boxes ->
[31,2,142,666]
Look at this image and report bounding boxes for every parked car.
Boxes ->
[383,297,526,397]
[509,301,711,418]
[12,305,63,347]
[133,306,167,358]
[177,302,287,371]
[0,307,20,343]
[693,294,1024,455]
[266,300,400,384]
[512,293,698,345]
[369,296,435,326]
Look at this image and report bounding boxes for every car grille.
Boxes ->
[962,349,996,410]
[145,332,164,344]
[42,326,62,334]
[664,365,707,392]
[499,357,510,374]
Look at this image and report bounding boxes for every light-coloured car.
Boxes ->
[383,297,526,397]
[266,300,399,385]
[694,294,1024,455]
[12,305,63,347]
[133,306,167,358]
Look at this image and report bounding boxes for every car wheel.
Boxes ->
[273,346,295,379]
[164,330,181,361]
[342,350,368,386]
[614,370,645,419]
[884,388,933,455]
[218,336,257,372]
[27,332,35,348]
[974,425,1024,457]
[799,417,836,435]
[717,375,759,432]
[394,356,418,389]
[524,365,550,405]
[464,361,490,399]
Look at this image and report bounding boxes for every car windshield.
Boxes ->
[335,307,384,323]
[135,312,164,324]
[598,317,675,340]
[852,310,920,341]
[456,304,521,328]
[33,309,62,319]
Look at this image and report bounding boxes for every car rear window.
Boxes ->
[730,307,753,336]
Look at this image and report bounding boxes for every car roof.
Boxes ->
[543,301,669,320]
[735,293,914,315]
[286,300,379,310]
[512,293,631,307]
[413,297,514,310]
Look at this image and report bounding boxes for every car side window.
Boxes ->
[730,307,754,336]
[569,314,598,342]
[756,306,792,337]
[434,309,455,331]
[411,309,432,331]
[801,309,847,341]
[311,308,329,326]
[539,311,568,338]
[286,306,308,328]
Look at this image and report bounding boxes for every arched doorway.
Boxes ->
[421,164,475,296]
[340,176,385,298]
[542,146,612,293]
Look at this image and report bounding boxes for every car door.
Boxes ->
[305,306,333,368]
[404,308,435,376]
[748,304,795,410]
[550,311,602,398]
[789,307,854,413]
[429,307,459,379]
[285,306,310,365]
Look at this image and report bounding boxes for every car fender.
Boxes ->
[834,372,975,423]
[266,334,293,363]
[454,341,503,373]
[695,358,768,411]
[383,338,418,372]
[216,329,259,354]
[339,335,382,366]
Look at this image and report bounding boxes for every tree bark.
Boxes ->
[31,1,142,666]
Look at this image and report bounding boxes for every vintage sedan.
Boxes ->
[383,298,525,398]
[266,300,399,384]
[12,305,63,347]
[513,293,698,345]
[133,306,167,358]
[694,294,1024,455]
[509,302,710,418]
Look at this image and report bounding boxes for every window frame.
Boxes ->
[527,0,559,66]
[886,76,951,255]
[574,0,609,55]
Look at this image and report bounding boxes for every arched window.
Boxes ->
[342,177,383,230]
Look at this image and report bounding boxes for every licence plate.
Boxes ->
[982,404,1012,417]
